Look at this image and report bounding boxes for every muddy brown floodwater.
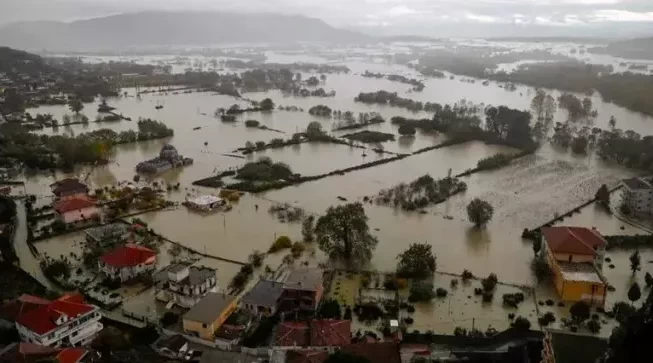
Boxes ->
[19,50,652,293]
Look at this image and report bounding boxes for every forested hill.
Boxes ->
[0,11,370,50]
[0,46,51,75]
[589,37,653,60]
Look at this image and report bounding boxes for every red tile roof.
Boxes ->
[0,294,50,323]
[286,350,329,363]
[50,178,88,196]
[54,195,97,214]
[15,294,96,336]
[100,243,157,268]
[276,321,309,347]
[342,342,401,363]
[8,343,87,363]
[542,227,607,256]
[310,320,351,347]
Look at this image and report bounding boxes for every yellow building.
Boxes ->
[541,227,608,307]
[182,292,238,340]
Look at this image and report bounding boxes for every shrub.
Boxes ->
[407,305,416,313]
[269,236,293,253]
[408,281,435,302]
[318,299,342,319]
[454,327,467,336]
[255,141,266,149]
[570,301,591,324]
[404,317,414,325]
[538,312,556,326]
[462,269,474,281]
[245,120,260,128]
[436,288,448,298]
[474,288,483,296]
[545,299,554,306]
[481,273,498,291]
[613,301,636,324]
[477,153,513,171]
[587,319,601,334]
[511,316,531,331]
[398,124,416,136]
[482,291,494,302]
[450,279,458,288]
[160,312,179,327]
[248,250,265,268]
[646,272,653,287]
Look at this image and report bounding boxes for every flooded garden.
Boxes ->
[9,43,653,337]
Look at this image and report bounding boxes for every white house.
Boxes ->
[98,244,157,282]
[621,177,653,214]
[14,294,103,348]
[155,264,218,308]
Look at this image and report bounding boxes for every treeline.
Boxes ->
[354,90,464,113]
[391,103,536,151]
[361,71,425,91]
[596,129,653,172]
[220,60,349,74]
[0,118,173,169]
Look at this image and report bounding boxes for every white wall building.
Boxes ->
[98,244,157,282]
[14,295,103,348]
[156,264,218,308]
[621,177,653,214]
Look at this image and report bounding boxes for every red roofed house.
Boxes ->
[98,244,157,282]
[14,294,102,348]
[0,342,87,363]
[54,196,99,224]
[49,178,89,200]
[0,295,50,327]
[541,226,608,306]
[310,320,351,347]
[275,321,309,347]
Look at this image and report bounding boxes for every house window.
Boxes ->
[568,255,572,262]
[202,323,207,328]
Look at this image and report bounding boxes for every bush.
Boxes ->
[613,301,636,324]
[538,312,556,326]
[477,153,513,171]
[245,119,260,128]
[291,242,305,258]
[474,288,483,296]
[587,319,601,334]
[482,291,494,302]
[404,317,414,325]
[462,269,473,281]
[160,312,179,327]
[408,281,435,302]
[269,235,293,253]
[570,301,591,324]
[318,299,342,319]
[646,272,653,287]
[436,288,448,297]
[398,124,416,136]
[406,305,415,313]
[511,316,531,331]
[481,273,498,291]
[248,250,265,268]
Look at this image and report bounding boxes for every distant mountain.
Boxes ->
[0,11,371,51]
[589,37,653,60]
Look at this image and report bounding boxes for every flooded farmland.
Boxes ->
[13,45,653,335]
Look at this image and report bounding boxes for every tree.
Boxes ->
[68,98,84,114]
[315,203,378,266]
[532,236,542,257]
[318,299,341,319]
[396,243,436,279]
[630,250,641,275]
[248,250,265,268]
[595,184,610,208]
[408,281,436,302]
[466,198,494,227]
[260,98,275,111]
[543,94,557,121]
[398,124,416,136]
[571,136,589,154]
[511,316,531,331]
[531,89,546,120]
[160,312,179,327]
[306,121,324,139]
[628,282,642,305]
[570,301,591,324]
[324,351,371,363]
[609,115,617,129]
[302,215,315,242]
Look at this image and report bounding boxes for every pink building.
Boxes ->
[54,196,99,224]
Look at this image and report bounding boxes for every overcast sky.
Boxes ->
[4,0,653,37]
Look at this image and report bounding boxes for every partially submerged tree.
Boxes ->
[628,282,642,305]
[68,98,84,115]
[595,184,611,209]
[630,250,641,275]
[569,301,591,325]
[315,202,378,266]
[396,243,436,279]
[466,198,494,227]
[301,215,315,242]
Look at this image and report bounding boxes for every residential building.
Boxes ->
[274,319,351,348]
[182,292,238,340]
[0,294,51,327]
[98,244,157,282]
[275,321,310,347]
[155,334,189,359]
[54,196,99,224]
[49,179,89,199]
[155,263,218,308]
[85,223,131,244]
[13,294,103,348]
[282,268,324,312]
[284,342,401,363]
[241,279,284,316]
[0,342,87,363]
[310,320,351,347]
[542,227,608,306]
[135,144,193,174]
[621,177,653,214]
